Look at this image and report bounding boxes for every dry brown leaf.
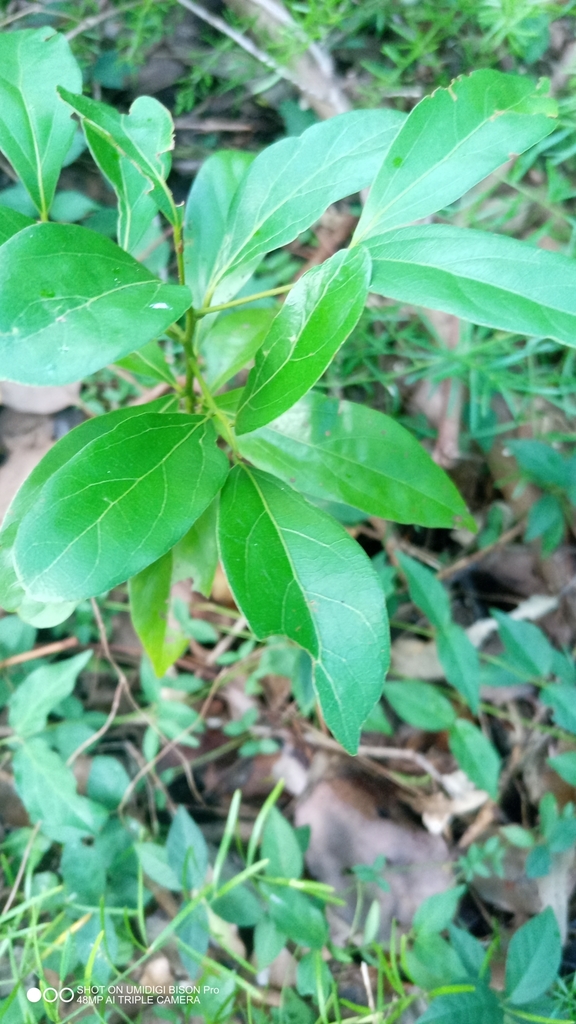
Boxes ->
[295,772,452,940]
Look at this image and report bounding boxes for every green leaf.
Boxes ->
[212,884,263,926]
[254,915,286,969]
[413,885,466,935]
[507,439,570,489]
[262,806,304,879]
[184,149,255,307]
[541,683,576,733]
[201,308,276,392]
[492,609,554,677]
[235,248,370,435]
[117,340,178,386]
[87,755,130,809]
[404,932,468,989]
[501,825,535,848]
[58,89,177,225]
[447,924,486,977]
[448,719,501,798]
[176,904,210,979]
[526,844,552,878]
[505,908,561,1005]
[8,650,91,737]
[237,392,474,529]
[365,224,576,349]
[263,885,328,949]
[526,494,565,554]
[166,806,208,890]
[548,751,576,785]
[135,842,180,890]
[417,987,503,1024]
[129,552,189,678]
[354,70,555,243]
[218,466,389,753]
[0,206,34,245]
[206,109,406,306]
[384,680,455,730]
[297,951,332,999]
[397,553,451,630]
[437,623,480,711]
[13,738,108,842]
[0,29,82,218]
[84,115,164,254]
[172,499,219,598]
[0,398,177,614]
[0,223,191,386]
[14,414,229,601]
[61,839,107,904]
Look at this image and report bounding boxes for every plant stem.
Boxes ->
[173,219,186,287]
[187,344,240,455]
[195,282,293,317]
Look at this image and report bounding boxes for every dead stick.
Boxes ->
[0,635,79,671]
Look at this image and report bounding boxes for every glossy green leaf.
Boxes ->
[14,414,229,601]
[8,650,92,738]
[201,308,276,391]
[398,553,452,630]
[0,224,191,386]
[84,132,159,255]
[206,109,406,306]
[448,719,501,798]
[0,398,177,615]
[13,738,108,842]
[262,806,303,879]
[263,885,328,949]
[0,206,34,245]
[117,340,178,385]
[129,552,189,678]
[167,806,208,890]
[354,70,555,242]
[366,224,576,349]
[505,908,561,1005]
[184,149,255,306]
[58,89,177,225]
[0,29,82,218]
[172,500,219,598]
[236,248,370,434]
[238,392,474,528]
[218,466,389,752]
[384,680,455,730]
[437,623,480,711]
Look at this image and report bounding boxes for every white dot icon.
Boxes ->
[26,988,42,1003]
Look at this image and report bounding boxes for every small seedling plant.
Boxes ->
[0,26,573,758]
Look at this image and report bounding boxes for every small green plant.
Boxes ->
[508,438,576,553]
[0,26,574,763]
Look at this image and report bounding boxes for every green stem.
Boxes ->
[196,282,293,318]
[187,345,240,454]
[172,219,186,288]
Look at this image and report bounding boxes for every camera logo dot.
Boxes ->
[26,987,75,1003]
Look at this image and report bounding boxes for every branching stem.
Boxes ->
[195,282,293,317]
